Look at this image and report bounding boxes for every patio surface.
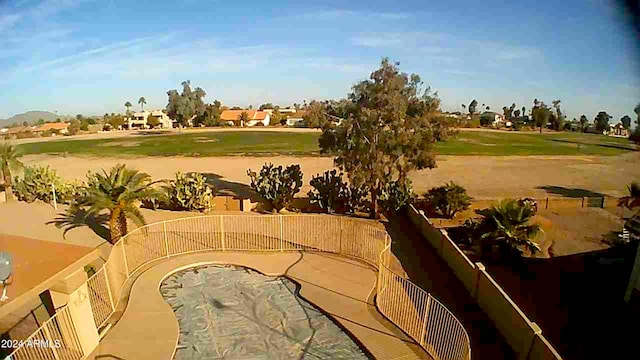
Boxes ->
[87,251,432,360]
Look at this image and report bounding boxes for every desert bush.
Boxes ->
[14,165,79,204]
[424,182,473,218]
[247,163,303,212]
[379,179,415,215]
[308,170,351,213]
[164,172,214,212]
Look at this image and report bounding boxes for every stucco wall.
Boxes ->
[406,204,563,360]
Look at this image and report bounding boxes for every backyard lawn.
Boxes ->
[16,130,637,157]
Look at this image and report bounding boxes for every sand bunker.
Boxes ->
[160,264,369,359]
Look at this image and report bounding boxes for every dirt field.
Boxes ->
[19,151,640,199]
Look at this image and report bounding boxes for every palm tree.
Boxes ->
[138,97,146,111]
[477,199,542,258]
[0,142,24,201]
[124,101,132,117]
[618,182,640,210]
[79,164,165,244]
[238,111,250,127]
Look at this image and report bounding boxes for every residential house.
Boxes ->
[32,122,70,136]
[492,113,507,127]
[126,110,173,129]
[285,111,306,127]
[0,126,32,139]
[609,123,629,138]
[219,110,271,127]
[0,234,100,357]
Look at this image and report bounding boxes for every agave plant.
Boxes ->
[78,164,166,244]
[617,182,640,210]
[476,199,542,258]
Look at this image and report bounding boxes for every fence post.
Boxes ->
[103,269,115,312]
[524,323,542,360]
[219,215,225,251]
[474,262,485,299]
[121,243,129,277]
[279,215,284,252]
[163,222,169,258]
[545,197,549,209]
[420,295,432,346]
[582,197,585,208]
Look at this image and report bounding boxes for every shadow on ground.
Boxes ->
[536,185,606,198]
[488,244,640,360]
[47,207,110,241]
[384,213,516,360]
[197,172,260,201]
[548,138,637,152]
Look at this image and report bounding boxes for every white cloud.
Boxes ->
[0,0,91,34]
[293,9,417,22]
[351,32,448,49]
[494,46,539,61]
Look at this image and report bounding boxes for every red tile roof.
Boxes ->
[220,110,269,122]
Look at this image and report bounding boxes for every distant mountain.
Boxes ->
[0,111,70,127]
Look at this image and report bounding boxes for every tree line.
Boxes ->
[461,97,640,135]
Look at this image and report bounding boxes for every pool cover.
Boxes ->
[160,264,370,359]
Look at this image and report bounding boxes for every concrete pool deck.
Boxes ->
[86,251,432,360]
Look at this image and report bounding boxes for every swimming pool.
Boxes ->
[160,264,370,359]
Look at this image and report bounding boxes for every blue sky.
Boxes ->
[0,0,638,121]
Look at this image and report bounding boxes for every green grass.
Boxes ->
[16,130,637,157]
[435,131,637,156]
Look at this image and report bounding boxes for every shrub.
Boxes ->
[247,163,303,212]
[164,172,214,212]
[14,165,79,204]
[475,199,542,259]
[424,182,473,218]
[379,179,415,215]
[308,170,351,213]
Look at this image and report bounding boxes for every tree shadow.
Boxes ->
[46,207,110,241]
[195,172,260,201]
[536,185,606,198]
[549,138,637,152]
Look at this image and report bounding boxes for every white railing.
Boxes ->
[8,214,470,360]
[6,307,83,360]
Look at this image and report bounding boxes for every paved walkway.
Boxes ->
[87,251,431,360]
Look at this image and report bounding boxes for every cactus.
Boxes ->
[379,179,415,216]
[247,163,303,212]
[308,170,351,214]
[14,165,80,204]
[165,172,215,212]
